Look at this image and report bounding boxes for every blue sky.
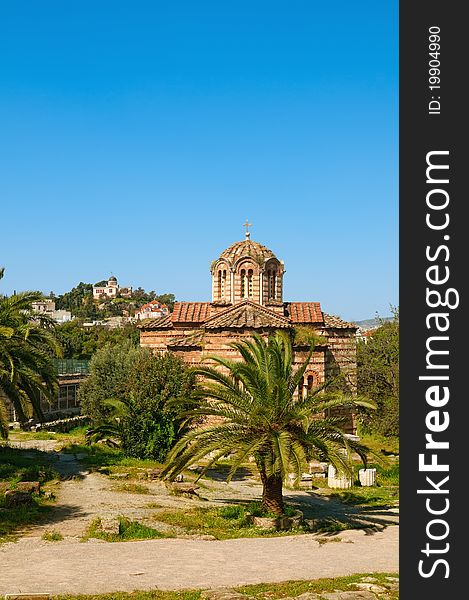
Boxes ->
[0,1,398,321]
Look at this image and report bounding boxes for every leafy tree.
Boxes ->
[55,282,94,317]
[357,309,399,437]
[56,321,139,359]
[78,340,144,420]
[0,268,62,435]
[154,293,175,312]
[162,331,373,515]
[80,342,194,460]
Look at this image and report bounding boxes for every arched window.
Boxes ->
[307,374,315,391]
[247,269,253,298]
[268,269,276,299]
[221,270,226,298]
[240,269,246,298]
[218,270,222,299]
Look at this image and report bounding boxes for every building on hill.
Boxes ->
[138,227,358,433]
[93,276,133,299]
[135,300,170,321]
[31,300,72,324]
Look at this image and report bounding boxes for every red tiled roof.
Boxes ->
[323,313,357,329]
[205,300,291,329]
[287,302,323,324]
[171,302,212,323]
[137,314,174,329]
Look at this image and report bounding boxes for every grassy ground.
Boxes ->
[0,445,59,542]
[52,573,399,600]
[84,517,168,542]
[7,425,89,444]
[0,445,58,484]
[153,503,304,540]
[318,461,399,509]
[62,442,165,472]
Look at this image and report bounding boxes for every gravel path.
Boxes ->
[1,439,399,595]
[0,526,399,595]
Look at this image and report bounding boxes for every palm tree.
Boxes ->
[162,331,375,515]
[0,268,62,436]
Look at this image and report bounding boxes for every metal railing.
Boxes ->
[54,359,90,375]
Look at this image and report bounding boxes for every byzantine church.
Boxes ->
[139,225,358,431]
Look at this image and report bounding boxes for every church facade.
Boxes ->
[139,230,358,432]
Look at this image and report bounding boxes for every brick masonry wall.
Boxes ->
[140,324,358,433]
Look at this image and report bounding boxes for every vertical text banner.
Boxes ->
[400,1,465,598]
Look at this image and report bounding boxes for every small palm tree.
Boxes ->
[162,331,375,515]
[0,268,61,435]
[85,397,135,448]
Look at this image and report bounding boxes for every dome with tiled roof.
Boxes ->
[211,226,284,306]
[218,238,277,267]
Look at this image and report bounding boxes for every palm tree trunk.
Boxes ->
[259,469,284,515]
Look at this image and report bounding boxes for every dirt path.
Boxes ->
[1,440,399,595]
[0,526,399,595]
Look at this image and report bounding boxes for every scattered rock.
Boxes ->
[358,577,378,583]
[4,490,34,508]
[321,592,377,600]
[0,482,11,494]
[249,509,303,531]
[178,533,217,541]
[175,473,184,482]
[99,517,120,535]
[251,515,277,529]
[167,482,199,496]
[16,481,41,494]
[352,583,389,593]
[146,468,162,480]
[110,473,130,480]
[188,465,204,473]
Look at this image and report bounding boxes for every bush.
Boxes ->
[357,311,399,437]
[81,342,195,461]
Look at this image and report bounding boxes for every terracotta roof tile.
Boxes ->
[171,302,212,323]
[137,314,174,329]
[287,302,323,324]
[205,300,291,329]
[323,313,357,329]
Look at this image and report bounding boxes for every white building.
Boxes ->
[134,300,169,321]
[31,300,72,323]
[93,276,132,300]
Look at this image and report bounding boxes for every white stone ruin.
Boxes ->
[358,468,377,487]
[327,464,353,489]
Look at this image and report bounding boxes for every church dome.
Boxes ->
[211,226,285,306]
[218,238,277,267]
[108,275,117,282]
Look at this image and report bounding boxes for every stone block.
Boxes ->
[16,481,41,494]
[99,517,120,535]
[358,468,377,487]
[327,465,352,489]
[4,490,34,508]
[0,482,11,494]
[146,468,162,480]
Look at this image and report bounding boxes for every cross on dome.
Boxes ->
[243,219,253,239]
